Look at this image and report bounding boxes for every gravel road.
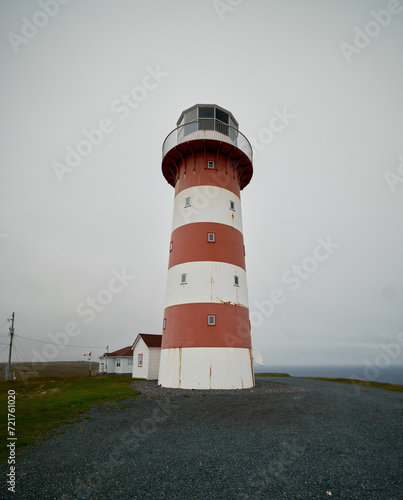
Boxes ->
[2,377,402,499]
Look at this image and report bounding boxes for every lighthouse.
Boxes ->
[159,104,254,389]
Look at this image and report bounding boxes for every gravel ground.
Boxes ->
[2,377,402,499]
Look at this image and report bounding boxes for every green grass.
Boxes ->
[300,377,403,393]
[0,375,137,463]
[0,361,98,379]
[256,373,403,392]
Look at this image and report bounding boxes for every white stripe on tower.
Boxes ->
[165,262,248,309]
[171,187,243,233]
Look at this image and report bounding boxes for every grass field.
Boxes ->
[0,371,137,463]
[256,373,403,392]
[0,361,99,379]
[301,376,403,393]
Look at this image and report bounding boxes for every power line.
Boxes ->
[13,345,20,364]
[13,336,31,364]
[0,319,9,331]
[15,334,107,349]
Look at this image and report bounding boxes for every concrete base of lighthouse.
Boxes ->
[158,347,255,389]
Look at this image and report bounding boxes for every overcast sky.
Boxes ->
[1,0,402,372]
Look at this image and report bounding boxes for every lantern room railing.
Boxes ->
[162,119,253,163]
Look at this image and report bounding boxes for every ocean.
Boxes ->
[255,365,403,385]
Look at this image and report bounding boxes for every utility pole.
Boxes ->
[7,312,15,381]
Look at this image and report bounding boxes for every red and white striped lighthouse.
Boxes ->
[159,104,254,389]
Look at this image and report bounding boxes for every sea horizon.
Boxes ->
[255,364,403,385]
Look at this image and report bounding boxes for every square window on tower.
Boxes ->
[234,275,239,286]
[208,232,215,242]
[181,273,187,284]
[163,318,167,329]
[185,197,191,207]
[230,200,235,211]
[208,161,214,169]
[169,241,173,252]
[208,315,216,326]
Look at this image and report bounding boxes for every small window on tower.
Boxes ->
[208,232,215,242]
[169,241,173,252]
[230,200,235,211]
[185,197,191,207]
[208,315,216,326]
[181,273,187,284]
[163,318,166,329]
[208,161,214,169]
[234,275,239,286]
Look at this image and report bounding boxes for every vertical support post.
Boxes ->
[7,312,15,381]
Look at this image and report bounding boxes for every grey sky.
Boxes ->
[1,0,402,369]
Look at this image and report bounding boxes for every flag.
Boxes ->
[88,351,92,361]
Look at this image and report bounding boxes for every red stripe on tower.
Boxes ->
[168,223,246,270]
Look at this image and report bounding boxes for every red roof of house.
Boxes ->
[105,345,133,357]
[132,333,162,349]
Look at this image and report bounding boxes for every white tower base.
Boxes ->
[158,347,255,389]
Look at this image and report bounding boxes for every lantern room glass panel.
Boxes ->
[180,106,239,145]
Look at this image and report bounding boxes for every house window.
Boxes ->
[138,354,143,367]
[181,273,187,284]
[128,359,133,367]
[208,315,216,325]
[234,275,239,286]
[116,358,121,367]
[185,197,191,207]
[230,200,235,211]
[208,232,215,242]
[208,161,214,169]
[170,241,173,252]
[163,318,167,329]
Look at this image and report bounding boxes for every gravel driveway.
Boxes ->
[2,377,402,499]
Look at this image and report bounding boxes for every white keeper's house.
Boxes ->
[99,345,133,375]
[132,334,162,380]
